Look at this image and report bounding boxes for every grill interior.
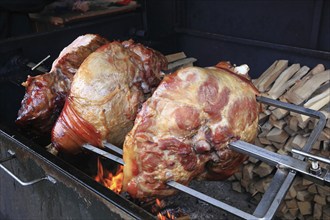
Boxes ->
[0,1,329,219]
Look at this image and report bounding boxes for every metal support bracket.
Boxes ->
[82,96,327,220]
[0,150,57,186]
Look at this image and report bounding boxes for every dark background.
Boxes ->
[0,0,329,78]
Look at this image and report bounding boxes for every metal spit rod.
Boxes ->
[82,143,257,219]
[82,96,327,220]
[82,139,329,219]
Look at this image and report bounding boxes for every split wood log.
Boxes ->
[258,112,270,124]
[284,136,294,151]
[272,108,289,120]
[314,203,323,220]
[253,162,274,178]
[285,69,330,105]
[310,64,325,75]
[323,206,330,219]
[299,87,330,122]
[232,181,242,193]
[267,63,301,99]
[266,127,289,143]
[297,201,312,215]
[314,194,327,205]
[296,190,313,201]
[291,135,307,149]
[242,163,255,180]
[254,60,289,92]
[240,61,329,219]
[269,115,286,129]
[165,52,186,63]
[288,116,299,132]
[284,64,325,100]
[167,57,197,71]
[260,121,273,132]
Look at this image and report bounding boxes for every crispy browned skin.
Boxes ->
[16,34,108,134]
[52,41,167,154]
[122,65,260,199]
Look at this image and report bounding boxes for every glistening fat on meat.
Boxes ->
[51,41,167,154]
[122,63,260,199]
[16,34,109,134]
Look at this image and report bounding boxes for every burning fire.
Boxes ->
[155,199,176,220]
[94,158,124,194]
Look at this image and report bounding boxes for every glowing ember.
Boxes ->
[94,158,124,194]
[154,199,176,220]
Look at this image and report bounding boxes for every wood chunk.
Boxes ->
[288,208,299,217]
[253,60,278,87]
[284,136,294,152]
[277,148,289,155]
[310,64,325,75]
[242,163,255,180]
[254,176,272,193]
[312,140,320,150]
[234,171,242,181]
[324,206,330,220]
[288,186,297,199]
[285,70,330,105]
[167,57,197,71]
[286,199,298,209]
[265,145,277,152]
[313,203,323,220]
[283,211,294,219]
[272,65,310,99]
[266,127,289,143]
[272,141,285,150]
[317,185,330,196]
[297,201,312,215]
[272,108,289,120]
[232,181,242,193]
[297,190,313,201]
[261,121,273,132]
[320,140,330,151]
[268,105,277,111]
[258,130,269,138]
[291,135,307,149]
[248,156,259,164]
[241,179,251,192]
[284,125,296,137]
[254,138,263,147]
[277,202,288,217]
[253,162,274,177]
[256,60,289,92]
[285,64,324,102]
[302,179,313,186]
[289,116,299,132]
[299,87,330,122]
[308,184,318,194]
[318,127,330,141]
[294,181,308,191]
[268,63,301,99]
[165,52,186,63]
[314,194,327,205]
[259,137,272,145]
[269,115,287,129]
[258,112,270,125]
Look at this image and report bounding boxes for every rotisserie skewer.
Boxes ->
[82,95,329,219]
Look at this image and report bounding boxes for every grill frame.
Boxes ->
[0,1,330,219]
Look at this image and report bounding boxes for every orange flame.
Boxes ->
[155,198,176,220]
[94,158,124,194]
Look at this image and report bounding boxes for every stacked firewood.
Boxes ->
[228,60,330,219]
